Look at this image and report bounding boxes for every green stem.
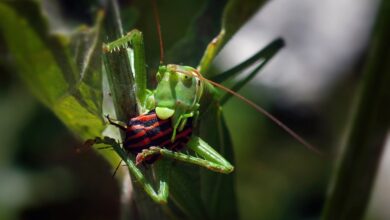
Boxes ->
[102,1,166,220]
[103,0,137,121]
[321,1,390,219]
[102,2,136,220]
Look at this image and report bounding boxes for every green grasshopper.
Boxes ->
[96,3,319,205]
[98,30,236,203]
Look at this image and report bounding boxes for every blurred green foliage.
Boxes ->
[0,0,385,219]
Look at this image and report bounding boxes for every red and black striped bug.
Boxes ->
[106,110,193,164]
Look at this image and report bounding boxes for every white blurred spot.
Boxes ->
[367,133,390,219]
[215,0,379,104]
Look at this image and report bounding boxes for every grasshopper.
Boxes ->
[95,2,319,205]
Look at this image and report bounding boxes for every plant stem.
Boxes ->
[102,1,166,219]
[103,0,137,121]
[102,1,136,219]
[321,1,390,219]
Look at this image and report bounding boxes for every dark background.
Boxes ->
[0,0,386,219]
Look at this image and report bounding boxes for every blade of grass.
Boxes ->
[198,0,269,74]
[321,1,390,219]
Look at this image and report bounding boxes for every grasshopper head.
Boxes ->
[154,64,202,120]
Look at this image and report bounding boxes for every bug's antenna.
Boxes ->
[152,0,165,64]
[178,69,323,155]
[106,115,127,131]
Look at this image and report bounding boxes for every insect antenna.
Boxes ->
[105,115,127,131]
[179,69,323,155]
[151,0,165,64]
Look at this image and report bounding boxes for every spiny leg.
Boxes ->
[136,136,234,174]
[94,137,169,204]
[103,29,149,110]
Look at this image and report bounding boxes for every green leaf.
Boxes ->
[0,3,67,106]
[0,2,121,165]
[198,0,268,73]
[0,2,104,138]
[321,0,390,219]
[169,164,209,219]
[165,0,229,67]
[199,106,238,219]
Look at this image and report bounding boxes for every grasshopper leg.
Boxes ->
[136,136,234,174]
[103,29,149,110]
[171,112,194,142]
[94,137,169,204]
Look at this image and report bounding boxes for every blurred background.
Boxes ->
[0,0,387,219]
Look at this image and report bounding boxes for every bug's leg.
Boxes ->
[103,30,149,109]
[95,137,169,204]
[137,136,234,174]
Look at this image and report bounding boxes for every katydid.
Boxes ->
[95,3,320,205]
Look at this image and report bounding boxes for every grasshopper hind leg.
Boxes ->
[136,136,234,174]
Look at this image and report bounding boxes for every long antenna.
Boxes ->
[178,69,323,155]
[151,0,165,64]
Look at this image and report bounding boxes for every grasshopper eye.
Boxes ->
[182,74,192,82]
[181,74,193,87]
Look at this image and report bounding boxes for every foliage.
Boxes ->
[1,0,387,219]
[321,0,390,218]
[0,0,269,219]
